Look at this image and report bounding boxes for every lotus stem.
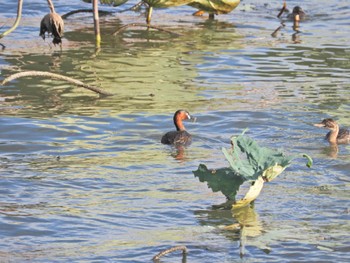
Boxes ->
[146,6,153,26]
[93,0,101,48]
[1,71,113,96]
[0,0,23,39]
[152,246,188,261]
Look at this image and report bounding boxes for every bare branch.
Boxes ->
[152,246,188,261]
[1,71,114,96]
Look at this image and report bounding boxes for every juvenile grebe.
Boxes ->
[314,118,350,144]
[161,110,194,146]
[287,6,306,21]
[40,12,64,46]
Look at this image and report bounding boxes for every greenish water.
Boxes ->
[0,0,349,262]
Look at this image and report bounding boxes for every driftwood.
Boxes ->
[1,70,114,96]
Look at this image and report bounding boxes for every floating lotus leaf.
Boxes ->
[188,0,240,14]
[143,0,194,8]
[194,129,313,208]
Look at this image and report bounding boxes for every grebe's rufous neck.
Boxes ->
[314,118,350,144]
[161,110,194,146]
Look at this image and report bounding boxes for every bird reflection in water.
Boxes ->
[171,145,186,161]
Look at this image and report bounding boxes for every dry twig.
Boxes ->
[152,245,188,261]
[277,1,287,18]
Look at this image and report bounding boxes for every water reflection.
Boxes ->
[321,144,339,158]
[195,204,265,257]
[171,145,186,162]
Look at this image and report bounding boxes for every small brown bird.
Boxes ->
[161,110,195,146]
[39,12,64,46]
[314,118,350,144]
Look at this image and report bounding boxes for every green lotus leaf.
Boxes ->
[223,129,312,181]
[193,164,244,201]
[194,129,313,206]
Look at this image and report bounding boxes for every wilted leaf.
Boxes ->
[233,176,264,209]
[82,0,129,6]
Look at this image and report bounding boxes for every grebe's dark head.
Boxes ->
[292,6,306,20]
[292,6,304,15]
[173,110,195,131]
[314,118,338,131]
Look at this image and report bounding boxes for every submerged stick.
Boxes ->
[1,71,113,96]
[152,246,188,261]
[61,9,112,19]
[112,23,183,37]
[0,0,23,39]
[271,23,285,37]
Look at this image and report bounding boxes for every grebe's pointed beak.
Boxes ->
[188,114,197,122]
[314,123,325,128]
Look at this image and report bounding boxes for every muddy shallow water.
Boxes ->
[0,0,349,262]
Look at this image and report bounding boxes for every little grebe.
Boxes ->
[314,118,350,144]
[287,6,306,21]
[161,110,194,146]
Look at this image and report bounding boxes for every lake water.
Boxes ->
[0,0,349,262]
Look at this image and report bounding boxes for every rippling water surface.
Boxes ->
[0,0,349,262]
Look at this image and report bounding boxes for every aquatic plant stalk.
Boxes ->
[0,0,23,39]
[93,0,101,48]
[1,71,113,96]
